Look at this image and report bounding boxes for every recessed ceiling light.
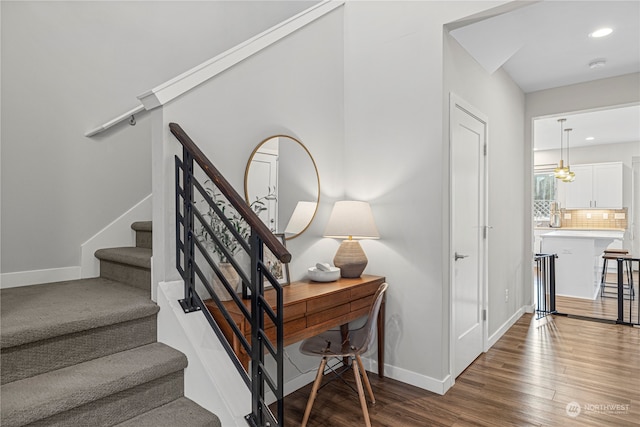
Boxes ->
[589,27,613,38]
[589,59,607,69]
[586,136,595,141]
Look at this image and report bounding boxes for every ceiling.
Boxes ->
[449,1,640,151]
[450,1,640,93]
[533,104,640,151]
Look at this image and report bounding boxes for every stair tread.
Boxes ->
[0,343,187,426]
[95,246,152,269]
[131,221,152,232]
[1,277,158,348]
[115,397,221,427]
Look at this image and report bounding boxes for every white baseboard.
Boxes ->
[80,194,152,278]
[1,266,81,289]
[1,195,152,290]
[364,356,450,395]
[275,353,452,400]
[487,307,526,349]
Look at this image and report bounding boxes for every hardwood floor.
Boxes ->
[554,271,639,322]
[276,314,640,426]
[555,294,620,320]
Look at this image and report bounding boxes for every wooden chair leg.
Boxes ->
[352,358,372,427]
[356,355,375,404]
[302,357,327,427]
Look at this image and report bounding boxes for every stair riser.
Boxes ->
[100,260,150,291]
[14,372,183,427]
[135,230,152,250]
[1,316,157,385]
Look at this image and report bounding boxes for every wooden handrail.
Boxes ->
[170,122,291,264]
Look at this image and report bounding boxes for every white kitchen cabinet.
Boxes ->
[593,163,624,208]
[563,162,623,209]
[564,164,592,208]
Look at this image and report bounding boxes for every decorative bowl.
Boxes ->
[308,266,341,282]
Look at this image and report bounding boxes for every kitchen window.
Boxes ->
[534,169,557,220]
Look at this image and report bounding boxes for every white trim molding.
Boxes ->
[487,306,526,350]
[138,0,344,110]
[80,194,152,279]
[364,357,451,396]
[1,266,81,289]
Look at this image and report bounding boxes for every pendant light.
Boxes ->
[554,118,569,179]
[562,127,575,182]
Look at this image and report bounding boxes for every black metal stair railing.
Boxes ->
[534,253,557,319]
[616,257,639,326]
[171,123,290,427]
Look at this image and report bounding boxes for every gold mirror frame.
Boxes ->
[244,135,320,240]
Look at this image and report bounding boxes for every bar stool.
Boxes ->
[600,249,634,300]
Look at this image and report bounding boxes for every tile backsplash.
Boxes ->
[560,208,628,229]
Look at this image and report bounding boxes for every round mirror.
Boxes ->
[244,135,320,240]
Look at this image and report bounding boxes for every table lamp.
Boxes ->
[323,201,379,278]
[284,201,318,237]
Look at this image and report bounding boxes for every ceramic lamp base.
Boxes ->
[333,240,367,278]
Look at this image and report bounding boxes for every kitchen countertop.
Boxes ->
[540,229,623,300]
[534,227,626,231]
[540,229,624,239]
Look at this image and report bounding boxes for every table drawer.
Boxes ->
[257,316,307,345]
[283,301,306,320]
[351,280,382,300]
[351,294,374,313]
[307,302,350,327]
[307,289,351,313]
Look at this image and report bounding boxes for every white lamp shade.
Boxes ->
[324,201,379,239]
[284,201,317,235]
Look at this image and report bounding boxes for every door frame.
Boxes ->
[448,93,489,383]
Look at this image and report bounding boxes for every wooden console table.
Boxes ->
[204,274,386,377]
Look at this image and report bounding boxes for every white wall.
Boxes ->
[0,0,314,280]
[278,140,318,231]
[152,7,345,386]
[535,141,640,167]
[151,0,517,397]
[343,0,511,391]
[444,33,526,340]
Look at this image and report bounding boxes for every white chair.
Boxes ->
[300,282,388,427]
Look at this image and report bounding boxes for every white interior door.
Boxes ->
[451,95,487,378]
[246,152,278,232]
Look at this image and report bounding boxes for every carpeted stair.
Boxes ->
[1,222,221,427]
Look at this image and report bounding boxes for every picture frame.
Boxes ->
[263,233,290,287]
